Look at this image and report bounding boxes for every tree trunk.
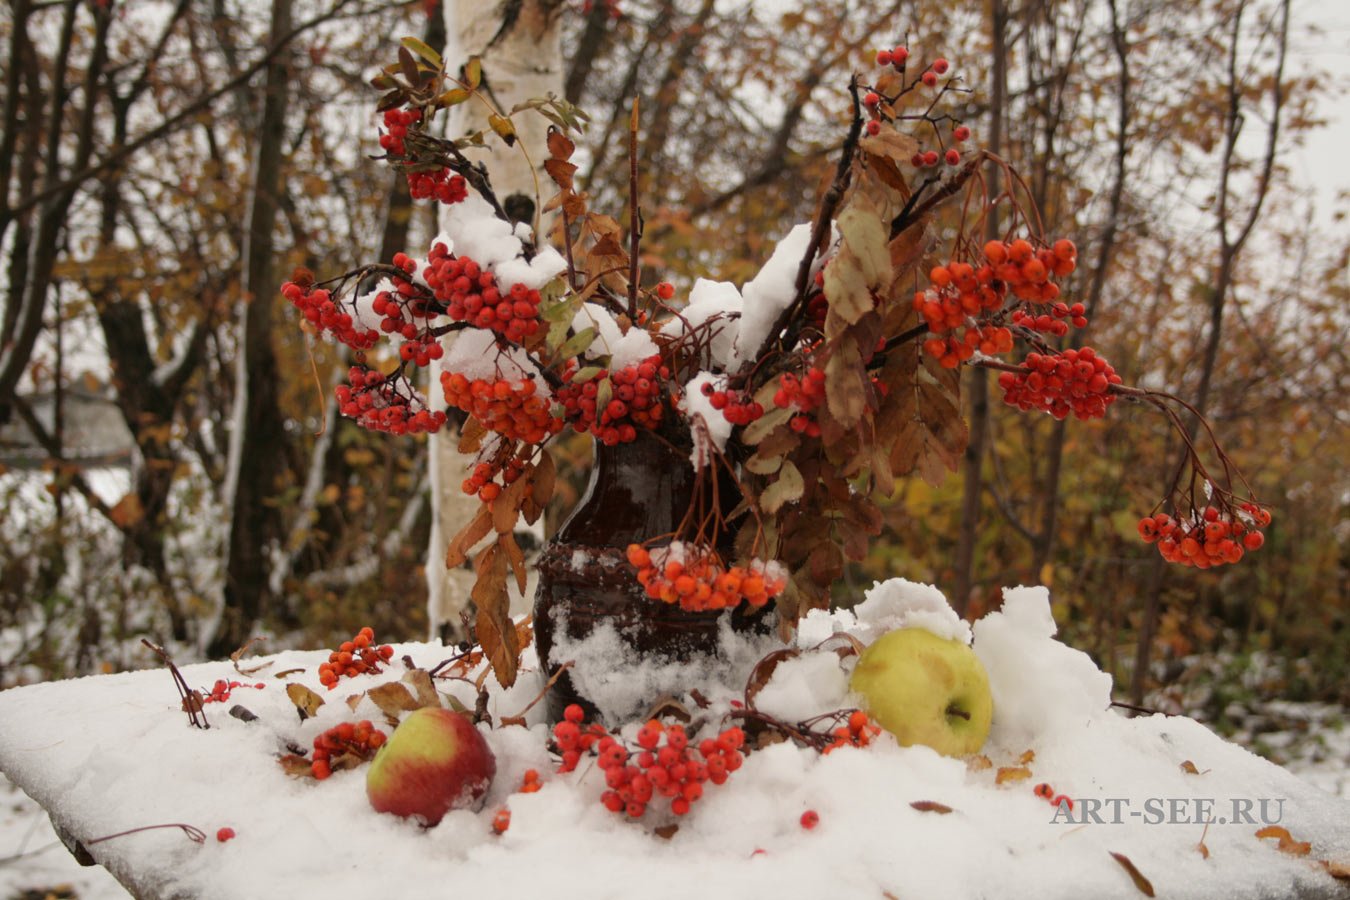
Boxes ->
[213,0,295,657]
[952,0,1007,617]
[1130,0,1288,706]
[426,0,564,641]
[1030,0,1132,576]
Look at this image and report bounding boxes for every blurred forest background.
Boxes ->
[0,0,1345,730]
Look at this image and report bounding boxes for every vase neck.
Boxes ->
[553,429,698,549]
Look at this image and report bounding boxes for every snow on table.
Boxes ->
[0,584,1347,900]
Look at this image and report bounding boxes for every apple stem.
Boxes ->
[946,703,971,721]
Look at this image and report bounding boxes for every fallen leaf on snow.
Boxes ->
[1255,825,1312,857]
[1109,851,1156,897]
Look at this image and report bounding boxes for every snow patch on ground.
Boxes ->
[0,585,1347,899]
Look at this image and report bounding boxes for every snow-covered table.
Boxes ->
[1,585,1348,899]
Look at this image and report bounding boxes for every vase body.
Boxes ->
[533,427,765,722]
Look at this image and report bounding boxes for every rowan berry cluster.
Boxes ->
[997,347,1120,421]
[552,706,747,819]
[378,107,421,157]
[200,679,265,704]
[372,254,446,368]
[309,719,387,780]
[556,356,668,445]
[459,456,527,501]
[407,167,468,205]
[281,279,380,351]
[441,372,562,445]
[423,243,541,343]
[1011,300,1088,337]
[518,769,543,794]
[772,368,826,437]
[986,237,1077,303]
[551,704,612,773]
[625,542,787,612]
[913,258,1012,368]
[336,366,447,435]
[702,381,765,426]
[491,808,511,834]
[823,710,883,754]
[1137,503,1270,569]
[317,626,396,689]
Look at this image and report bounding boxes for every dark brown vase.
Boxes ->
[533,426,768,722]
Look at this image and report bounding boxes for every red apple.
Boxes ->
[366,707,496,825]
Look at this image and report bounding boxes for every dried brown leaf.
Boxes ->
[860,129,919,166]
[501,532,528,594]
[1255,825,1312,857]
[744,649,800,710]
[1321,860,1350,880]
[1180,760,1200,774]
[278,754,315,778]
[547,128,575,160]
[760,459,804,515]
[366,682,421,723]
[910,801,953,814]
[825,337,867,427]
[285,684,325,721]
[544,158,576,191]
[446,504,493,569]
[1018,749,1036,765]
[473,546,520,687]
[230,637,270,676]
[1109,851,1156,897]
[823,247,872,333]
[967,755,993,772]
[458,416,488,453]
[995,766,1031,785]
[109,492,145,529]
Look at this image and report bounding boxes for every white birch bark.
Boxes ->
[426,0,563,640]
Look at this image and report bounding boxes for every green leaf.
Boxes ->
[400,36,442,69]
[571,365,604,384]
[595,377,613,412]
[556,327,597,361]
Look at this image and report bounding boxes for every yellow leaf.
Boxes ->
[285,684,325,720]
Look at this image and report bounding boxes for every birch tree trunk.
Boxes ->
[427,0,564,640]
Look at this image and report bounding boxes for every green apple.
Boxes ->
[366,707,496,825]
[849,627,993,756]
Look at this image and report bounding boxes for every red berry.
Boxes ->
[216,827,236,842]
[800,810,820,829]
